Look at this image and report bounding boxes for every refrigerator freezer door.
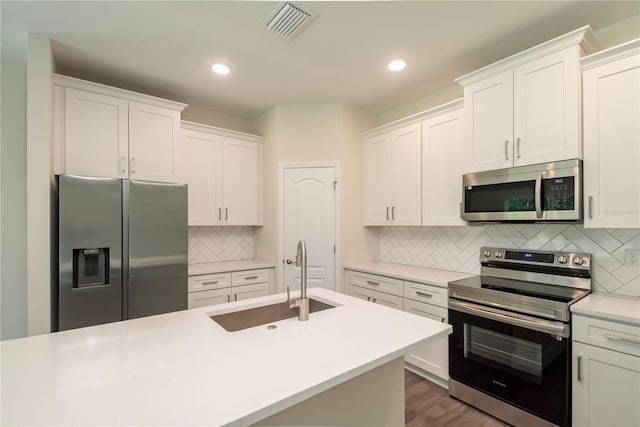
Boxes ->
[125,180,188,319]
[57,175,123,331]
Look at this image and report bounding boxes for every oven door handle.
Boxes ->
[449,299,569,337]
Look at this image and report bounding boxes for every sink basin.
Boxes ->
[210,298,336,332]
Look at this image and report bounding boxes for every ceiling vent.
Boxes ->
[263,2,316,40]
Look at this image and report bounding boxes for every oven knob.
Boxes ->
[494,251,503,258]
[557,255,568,264]
[484,250,492,257]
[573,256,584,265]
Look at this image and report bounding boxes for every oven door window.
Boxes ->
[465,324,543,383]
[449,308,569,427]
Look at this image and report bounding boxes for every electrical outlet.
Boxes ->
[625,249,640,266]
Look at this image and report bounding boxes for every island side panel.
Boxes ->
[252,357,405,426]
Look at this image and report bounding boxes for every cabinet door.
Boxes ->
[404,299,449,381]
[222,137,259,225]
[232,282,269,302]
[129,101,180,183]
[583,53,640,228]
[64,87,129,178]
[188,288,232,309]
[573,341,640,427]
[390,123,422,225]
[363,133,392,225]
[181,129,223,225]
[513,47,581,166]
[422,108,465,226]
[463,70,514,172]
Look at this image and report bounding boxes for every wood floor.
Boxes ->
[405,370,510,427]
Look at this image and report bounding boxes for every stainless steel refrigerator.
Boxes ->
[54,174,188,331]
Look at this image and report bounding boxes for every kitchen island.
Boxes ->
[1,288,450,426]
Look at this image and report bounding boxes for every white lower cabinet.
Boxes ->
[188,268,272,309]
[344,269,450,385]
[403,282,449,386]
[572,314,640,427]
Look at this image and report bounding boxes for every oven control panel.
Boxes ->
[480,247,591,271]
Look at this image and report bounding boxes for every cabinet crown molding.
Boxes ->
[181,120,264,143]
[361,99,463,138]
[581,38,640,71]
[53,74,187,112]
[455,25,600,87]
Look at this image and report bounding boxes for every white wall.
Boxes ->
[253,104,378,289]
[1,14,28,340]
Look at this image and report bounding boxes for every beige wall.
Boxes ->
[181,104,258,135]
[26,34,54,335]
[254,104,377,290]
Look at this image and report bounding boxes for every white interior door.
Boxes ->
[282,166,337,292]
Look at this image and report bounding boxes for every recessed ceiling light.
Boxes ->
[387,59,407,72]
[211,63,231,75]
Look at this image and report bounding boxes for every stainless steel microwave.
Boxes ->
[462,159,582,223]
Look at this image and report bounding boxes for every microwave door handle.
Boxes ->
[535,173,543,219]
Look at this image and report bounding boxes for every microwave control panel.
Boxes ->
[544,177,574,210]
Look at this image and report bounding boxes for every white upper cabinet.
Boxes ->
[582,40,640,228]
[128,101,181,182]
[222,137,260,225]
[456,26,599,173]
[421,101,465,226]
[363,122,421,225]
[180,121,263,226]
[54,74,186,183]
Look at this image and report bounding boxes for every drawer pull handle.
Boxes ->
[244,275,259,280]
[605,332,640,345]
[367,296,371,302]
[441,317,446,323]
[366,280,380,286]
[227,295,230,303]
[234,294,238,301]
[202,281,219,285]
[372,298,377,303]
[416,291,433,298]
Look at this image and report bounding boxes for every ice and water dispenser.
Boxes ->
[73,248,109,288]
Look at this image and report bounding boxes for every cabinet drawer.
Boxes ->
[573,315,640,357]
[404,299,447,323]
[404,281,447,308]
[346,284,373,301]
[232,282,269,302]
[188,288,231,309]
[232,269,270,286]
[372,291,404,310]
[188,273,231,292]
[345,270,403,297]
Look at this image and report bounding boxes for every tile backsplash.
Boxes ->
[189,226,254,264]
[380,225,640,297]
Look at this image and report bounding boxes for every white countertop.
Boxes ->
[571,292,640,325]
[344,262,474,287]
[1,288,450,426]
[188,259,275,276]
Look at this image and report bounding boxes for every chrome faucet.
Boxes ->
[286,240,309,321]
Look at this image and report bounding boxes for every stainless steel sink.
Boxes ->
[210,298,335,332]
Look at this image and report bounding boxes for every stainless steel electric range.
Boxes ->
[447,247,592,427]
